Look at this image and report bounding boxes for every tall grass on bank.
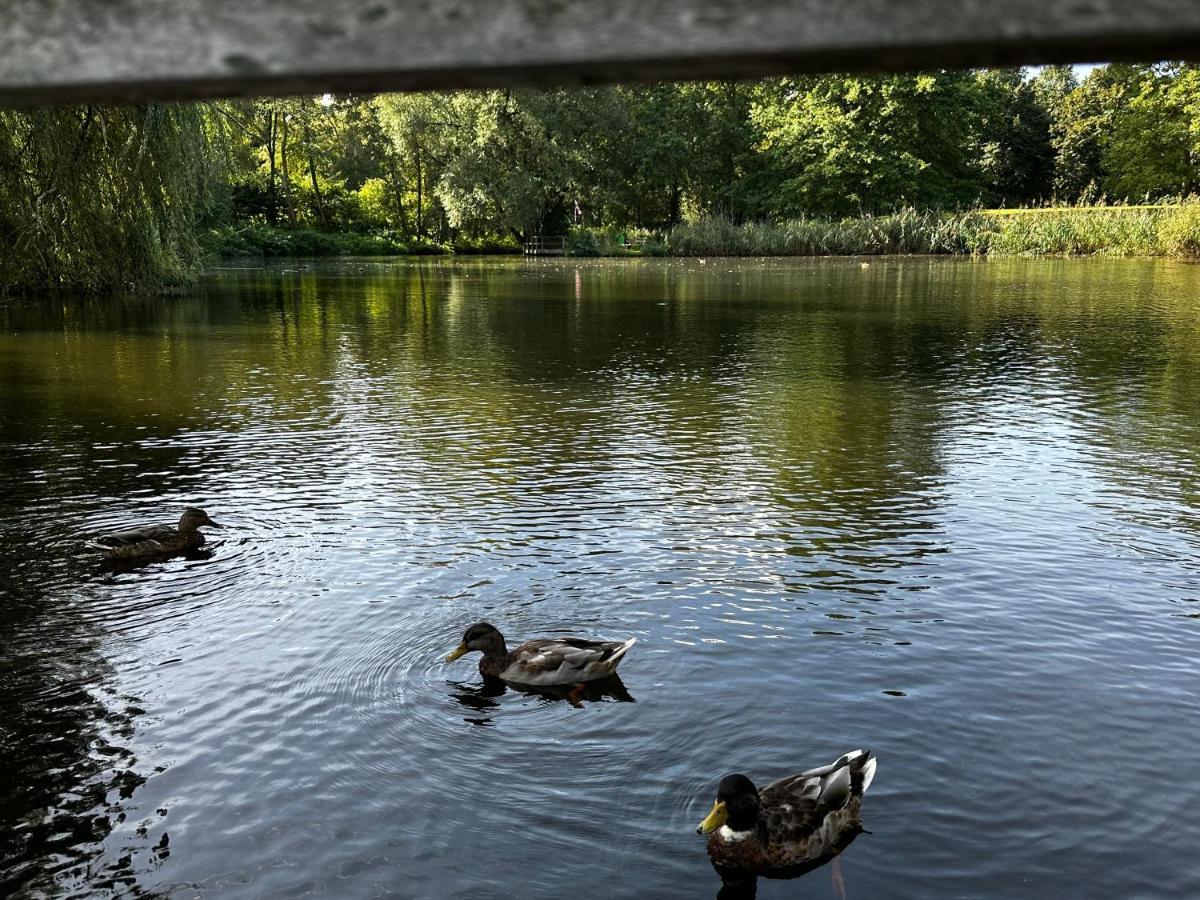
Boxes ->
[984,205,1164,256]
[663,201,1200,258]
[1157,203,1200,256]
[666,209,991,256]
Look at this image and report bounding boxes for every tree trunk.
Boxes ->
[304,120,326,227]
[388,156,407,234]
[280,110,295,226]
[414,145,423,239]
[266,108,278,225]
[669,184,682,227]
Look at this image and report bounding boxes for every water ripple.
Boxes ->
[2,257,1200,898]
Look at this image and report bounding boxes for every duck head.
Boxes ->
[697,774,761,835]
[179,508,222,533]
[445,622,507,662]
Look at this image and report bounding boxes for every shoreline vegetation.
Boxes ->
[5,63,1200,291]
[205,202,1200,262]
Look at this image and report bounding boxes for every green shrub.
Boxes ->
[356,178,401,228]
[202,224,414,258]
[566,228,603,257]
[204,224,528,259]
[452,235,522,255]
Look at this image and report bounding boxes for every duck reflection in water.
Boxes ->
[449,673,635,724]
[713,826,863,900]
[101,545,215,574]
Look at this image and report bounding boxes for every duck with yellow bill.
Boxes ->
[696,749,876,880]
[444,622,636,687]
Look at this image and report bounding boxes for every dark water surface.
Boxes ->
[2,256,1199,898]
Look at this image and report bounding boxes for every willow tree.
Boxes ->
[0,103,214,292]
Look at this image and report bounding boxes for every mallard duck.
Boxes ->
[444,622,636,686]
[696,750,877,875]
[87,507,222,560]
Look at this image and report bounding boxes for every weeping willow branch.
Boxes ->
[0,103,216,292]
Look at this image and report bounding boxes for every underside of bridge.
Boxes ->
[1,0,1199,106]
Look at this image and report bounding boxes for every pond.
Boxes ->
[2,256,1199,898]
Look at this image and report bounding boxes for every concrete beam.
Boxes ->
[2,0,1199,106]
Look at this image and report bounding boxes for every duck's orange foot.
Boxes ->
[567,683,586,707]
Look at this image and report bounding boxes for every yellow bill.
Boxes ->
[696,799,728,834]
[445,642,469,662]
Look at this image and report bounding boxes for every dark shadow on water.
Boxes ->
[449,674,635,725]
[447,675,509,727]
[0,591,159,895]
[712,825,864,900]
[0,522,172,894]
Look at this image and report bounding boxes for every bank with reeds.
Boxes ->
[203,203,1200,264]
[652,202,1200,259]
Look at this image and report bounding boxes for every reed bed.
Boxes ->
[661,201,1200,258]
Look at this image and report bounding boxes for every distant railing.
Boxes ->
[523,236,567,256]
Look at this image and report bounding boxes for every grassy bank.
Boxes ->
[661,202,1200,258]
[204,203,1200,264]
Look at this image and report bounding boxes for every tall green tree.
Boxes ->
[1103,64,1197,198]
[1048,66,1130,200]
[752,72,989,217]
[975,69,1055,205]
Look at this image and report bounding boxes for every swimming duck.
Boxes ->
[87,507,222,560]
[696,750,877,875]
[444,622,636,686]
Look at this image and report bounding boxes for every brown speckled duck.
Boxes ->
[87,507,222,560]
[444,622,636,686]
[696,750,877,876]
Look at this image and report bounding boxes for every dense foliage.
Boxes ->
[3,63,1200,290]
[0,105,213,291]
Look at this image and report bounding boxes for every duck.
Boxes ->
[444,622,636,686]
[87,507,222,560]
[696,749,877,876]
